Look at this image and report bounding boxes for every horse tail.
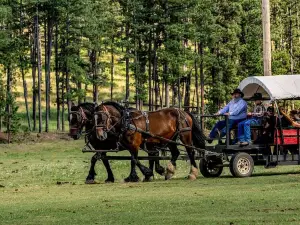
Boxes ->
[186,112,206,149]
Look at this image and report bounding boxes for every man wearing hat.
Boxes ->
[208,88,247,142]
[237,93,266,146]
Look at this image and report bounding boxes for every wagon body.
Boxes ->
[200,75,300,178]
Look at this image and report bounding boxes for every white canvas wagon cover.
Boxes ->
[238,75,300,100]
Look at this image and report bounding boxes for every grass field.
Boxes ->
[1,139,300,225]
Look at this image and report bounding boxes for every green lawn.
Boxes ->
[1,140,300,224]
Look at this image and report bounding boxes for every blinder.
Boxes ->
[94,111,110,130]
[68,107,89,138]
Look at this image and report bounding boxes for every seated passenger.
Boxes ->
[207,88,247,143]
[237,93,266,146]
[290,110,300,123]
[262,106,276,143]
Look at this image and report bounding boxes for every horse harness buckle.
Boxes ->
[142,111,150,132]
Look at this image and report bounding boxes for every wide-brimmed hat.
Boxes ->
[250,93,263,101]
[231,88,244,98]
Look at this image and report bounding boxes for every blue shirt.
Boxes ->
[218,98,247,120]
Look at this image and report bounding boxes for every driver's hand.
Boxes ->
[223,113,230,116]
[214,112,220,116]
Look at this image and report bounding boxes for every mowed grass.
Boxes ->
[1,140,300,224]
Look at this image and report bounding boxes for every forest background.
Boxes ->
[0,0,299,135]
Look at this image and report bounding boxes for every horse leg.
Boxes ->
[147,152,155,182]
[186,148,198,181]
[165,144,180,180]
[181,132,199,181]
[102,153,115,183]
[154,152,165,176]
[134,151,154,182]
[124,152,140,182]
[85,153,99,184]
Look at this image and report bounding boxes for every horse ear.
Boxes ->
[71,101,76,107]
[94,102,98,108]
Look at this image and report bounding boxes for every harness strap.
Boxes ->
[142,111,150,132]
[79,107,88,121]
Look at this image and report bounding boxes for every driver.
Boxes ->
[207,88,247,143]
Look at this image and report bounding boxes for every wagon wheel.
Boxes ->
[199,158,223,178]
[229,152,254,178]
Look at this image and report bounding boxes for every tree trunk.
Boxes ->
[55,22,60,131]
[110,37,114,101]
[153,36,159,110]
[36,11,42,133]
[32,17,37,132]
[62,71,65,132]
[289,6,294,74]
[84,83,88,102]
[199,43,205,116]
[21,67,31,131]
[6,67,12,143]
[20,0,31,131]
[91,50,98,102]
[262,0,272,76]
[163,62,169,108]
[125,23,130,101]
[45,16,53,132]
[148,38,152,111]
[184,71,191,112]
[66,16,71,114]
[194,42,200,114]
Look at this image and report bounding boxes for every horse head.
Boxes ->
[69,102,95,140]
[94,102,124,141]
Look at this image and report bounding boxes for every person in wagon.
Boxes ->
[237,93,266,146]
[207,88,247,142]
[290,110,300,123]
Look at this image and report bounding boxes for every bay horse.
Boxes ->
[69,102,165,183]
[94,102,206,182]
[93,102,166,182]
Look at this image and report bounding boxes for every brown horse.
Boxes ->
[69,102,165,183]
[94,103,206,182]
[94,102,166,182]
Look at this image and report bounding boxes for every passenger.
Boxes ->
[263,106,277,143]
[262,106,276,143]
[237,93,266,146]
[207,88,247,143]
[290,110,300,123]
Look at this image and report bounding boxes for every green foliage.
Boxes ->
[0,0,299,132]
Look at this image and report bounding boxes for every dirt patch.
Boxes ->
[10,132,72,143]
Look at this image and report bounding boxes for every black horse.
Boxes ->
[69,102,165,183]
[69,102,116,183]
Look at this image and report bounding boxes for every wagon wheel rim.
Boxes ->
[207,162,220,174]
[237,157,251,175]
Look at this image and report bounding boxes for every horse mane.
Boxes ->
[71,102,95,113]
[102,101,126,115]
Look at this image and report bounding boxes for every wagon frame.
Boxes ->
[200,75,300,178]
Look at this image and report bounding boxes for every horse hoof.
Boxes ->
[165,173,174,180]
[156,166,166,176]
[166,162,175,174]
[105,179,115,183]
[188,174,197,181]
[190,166,199,177]
[143,176,153,182]
[124,176,139,183]
[85,179,96,184]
